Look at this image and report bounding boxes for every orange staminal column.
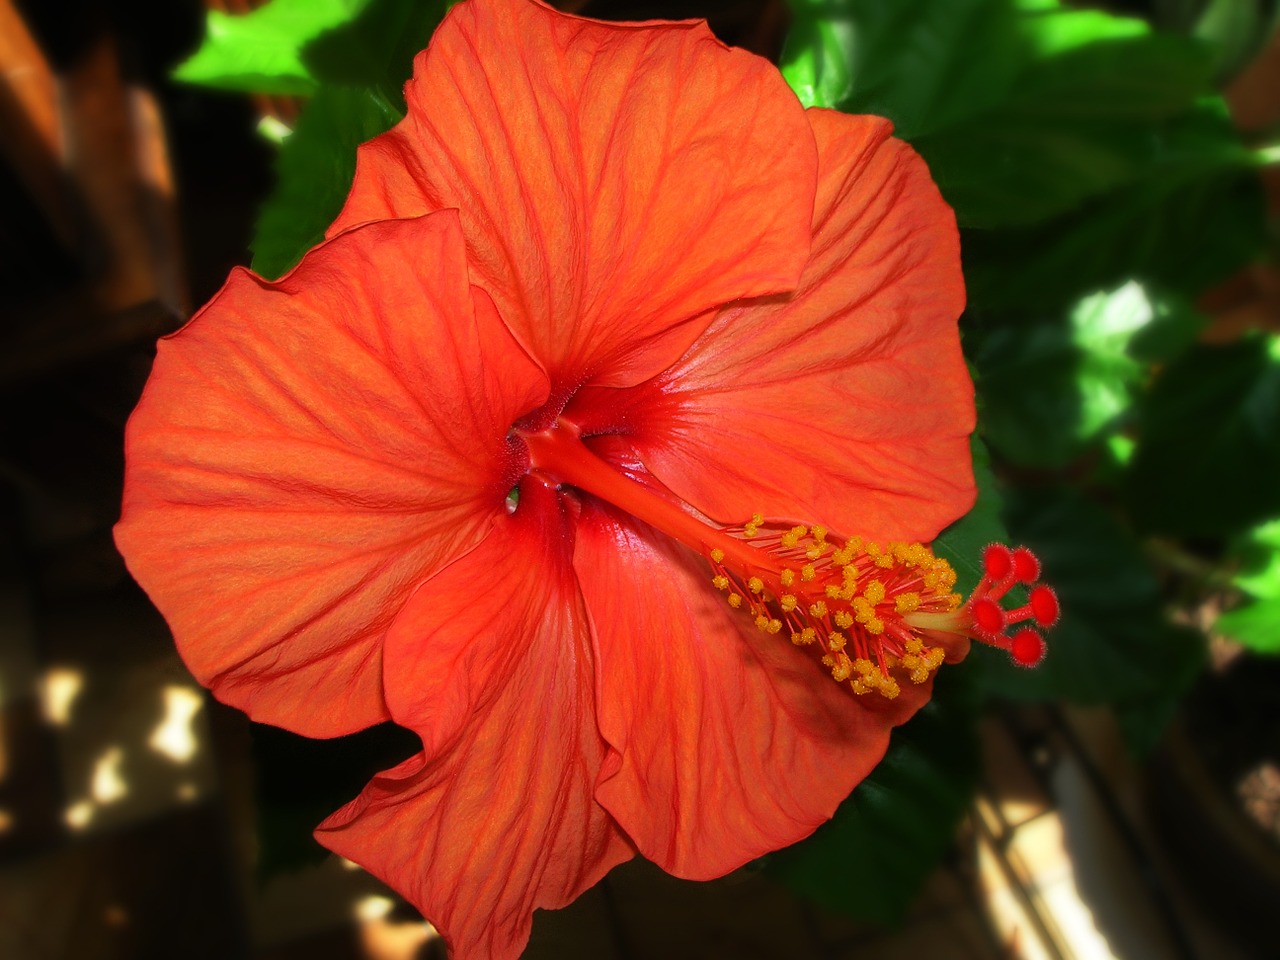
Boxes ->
[522,423,1057,699]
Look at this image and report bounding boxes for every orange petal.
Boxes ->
[318,482,632,960]
[568,110,973,543]
[115,212,548,737]
[329,0,817,391]
[575,499,932,879]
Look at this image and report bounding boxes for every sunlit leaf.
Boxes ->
[249,0,454,278]
[173,0,372,95]
[782,0,1236,229]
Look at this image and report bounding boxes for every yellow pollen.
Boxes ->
[825,584,841,599]
[863,581,886,605]
[780,594,798,612]
[767,619,783,634]
[801,564,816,581]
[754,614,769,631]
[809,600,828,618]
[727,594,742,609]
[834,610,854,629]
[751,512,764,526]
[831,654,853,682]
[805,542,827,559]
[895,592,921,613]
[828,631,846,651]
[748,577,764,594]
[865,618,885,634]
[780,569,796,587]
[743,523,758,538]
[712,575,729,590]
[710,548,725,563]
[905,638,924,654]
[811,525,827,542]
[854,658,876,676]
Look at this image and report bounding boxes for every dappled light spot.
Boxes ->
[40,666,84,726]
[65,800,94,830]
[148,685,203,763]
[91,745,128,804]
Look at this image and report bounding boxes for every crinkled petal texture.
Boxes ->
[328,0,818,390]
[568,109,973,543]
[318,483,632,960]
[115,212,547,736]
[574,498,933,878]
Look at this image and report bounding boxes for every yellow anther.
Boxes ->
[712,575,729,591]
[710,548,725,563]
[828,631,846,652]
[905,638,924,655]
[831,654,853,682]
[910,668,930,684]
[880,678,901,700]
[895,591,921,614]
[927,648,946,668]
[748,576,764,594]
[801,564,816,581]
[751,512,765,526]
[825,584,841,599]
[780,525,805,548]
[851,679,871,695]
[854,658,876,676]
[821,654,835,668]
[831,546,854,566]
[865,618,885,634]
[875,553,894,568]
[780,569,796,587]
[900,654,920,671]
[743,523,758,538]
[809,600,828,618]
[799,627,817,645]
[834,610,854,629]
[863,581,886,605]
[805,542,827,559]
[847,535,863,551]
[754,614,770,631]
[727,594,742,609]
[780,594,798,612]
[811,525,827,543]
[767,619,783,634]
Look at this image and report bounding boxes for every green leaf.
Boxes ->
[1216,599,1280,652]
[766,672,980,924]
[933,435,1009,594]
[174,0,372,95]
[782,0,1235,229]
[250,85,401,279]
[971,489,1205,714]
[249,0,454,278]
[1215,518,1280,653]
[1126,335,1280,538]
[963,106,1265,312]
[974,283,1168,469]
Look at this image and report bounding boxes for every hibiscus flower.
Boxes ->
[115,0,1055,957]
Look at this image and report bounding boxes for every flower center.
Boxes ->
[521,422,1057,698]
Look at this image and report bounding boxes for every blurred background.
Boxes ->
[1,0,1278,958]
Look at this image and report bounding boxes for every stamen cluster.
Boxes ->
[706,517,1058,699]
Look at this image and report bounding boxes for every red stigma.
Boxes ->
[1009,628,1047,668]
[970,596,1007,638]
[1011,547,1040,583]
[967,545,1058,668]
[983,544,1013,581]
[1029,585,1059,627]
